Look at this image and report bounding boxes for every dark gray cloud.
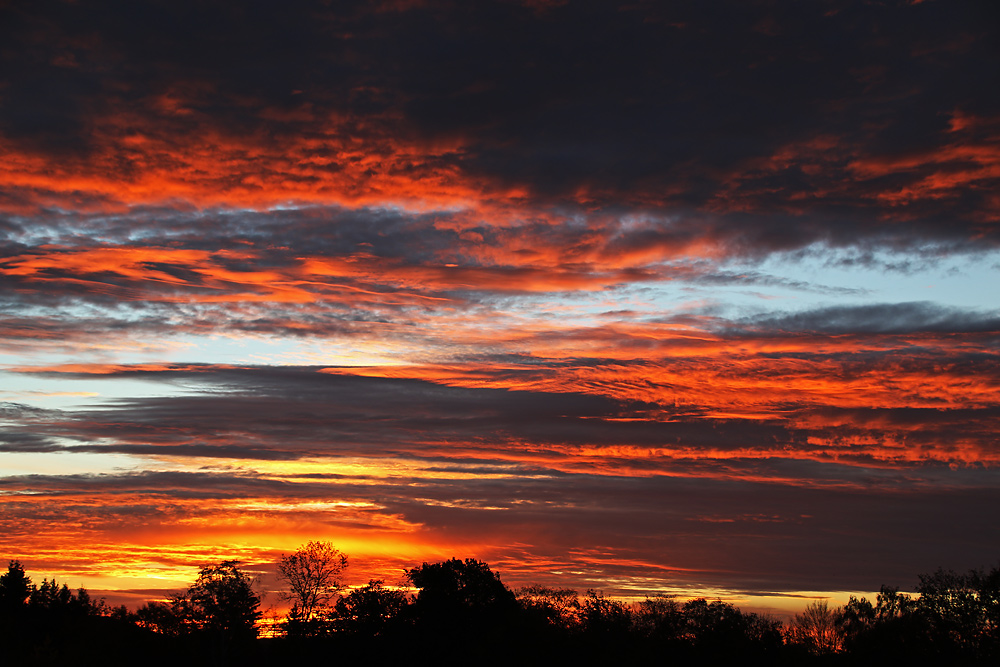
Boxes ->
[735,301,1000,335]
[2,464,999,595]
[7,367,684,457]
[0,430,62,453]
[1,1,998,249]
[11,363,999,478]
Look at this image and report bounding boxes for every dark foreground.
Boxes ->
[1,557,998,666]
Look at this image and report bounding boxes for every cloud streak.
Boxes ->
[2,358,997,599]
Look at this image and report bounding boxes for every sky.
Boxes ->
[1,0,999,617]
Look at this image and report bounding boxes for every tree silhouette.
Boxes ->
[277,540,347,636]
[0,560,32,611]
[29,578,74,608]
[917,565,1000,660]
[185,560,262,642]
[516,585,580,630]
[787,600,841,654]
[406,557,520,658]
[332,579,408,636]
[577,589,632,639]
[406,558,517,617]
[135,600,187,636]
[633,594,684,645]
[681,598,783,659]
[6,550,1000,665]
[838,585,927,661]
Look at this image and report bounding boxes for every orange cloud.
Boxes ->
[0,112,510,214]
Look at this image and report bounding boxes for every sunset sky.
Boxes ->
[1,0,999,617]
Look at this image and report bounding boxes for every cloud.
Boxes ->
[3,463,999,596]
[2,207,995,365]
[2,362,999,596]
[0,1,996,251]
[10,360,1000,473]
[735,301,1000,335]
[2,0,999,605]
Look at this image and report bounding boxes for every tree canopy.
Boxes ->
[2,554,1000,666]
[186,560,262,641]
[0,559,32,610]
[277,540,347,636]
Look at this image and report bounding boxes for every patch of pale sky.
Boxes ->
[754,246,1000,311]
[179,333,420,367]
[0,450,145,477]
[0,372,198,410]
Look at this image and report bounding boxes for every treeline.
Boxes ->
[1,546,998,666]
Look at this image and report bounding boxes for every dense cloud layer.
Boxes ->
[1,1,998,246]
[1,0,998,608]
[3,361,999,598]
